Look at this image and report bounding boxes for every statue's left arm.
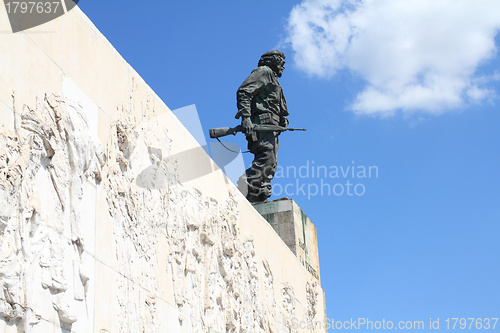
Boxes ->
[278,87,289,128]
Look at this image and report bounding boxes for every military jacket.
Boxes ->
[235,66,288,124]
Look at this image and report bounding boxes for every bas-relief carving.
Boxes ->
[103,108,323,332]
[306,281,319,322]
[104,112,276,332]
[0,93,104,331]
[104,115,171,333]
[0,92,322,332]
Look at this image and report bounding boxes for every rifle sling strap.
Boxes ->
[216,137,250,154]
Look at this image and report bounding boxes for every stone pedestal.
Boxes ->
[253,198,321,282]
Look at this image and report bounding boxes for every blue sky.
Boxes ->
[79,1,500,331]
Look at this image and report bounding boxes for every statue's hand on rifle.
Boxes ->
[241,117,255,139]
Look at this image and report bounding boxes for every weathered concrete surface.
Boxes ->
[0,4,327,333]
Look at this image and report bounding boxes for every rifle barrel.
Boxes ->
[208,125,306,139]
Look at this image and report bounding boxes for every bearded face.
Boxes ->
[258,51,286,77]
[274,57,285,77]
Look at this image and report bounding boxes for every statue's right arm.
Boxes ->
[235,68,271,119]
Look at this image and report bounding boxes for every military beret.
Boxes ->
[261,50,285,59]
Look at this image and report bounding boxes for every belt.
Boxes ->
[256,113,280,124]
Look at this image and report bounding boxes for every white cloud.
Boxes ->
[286,0,500,115]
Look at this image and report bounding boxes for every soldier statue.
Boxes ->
[235,50,289,203]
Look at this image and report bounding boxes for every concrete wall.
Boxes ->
[0,5,326,332]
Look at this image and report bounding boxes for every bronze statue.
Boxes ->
[235,50,289,203]
[208,50,305,203]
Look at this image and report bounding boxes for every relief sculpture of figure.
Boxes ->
[236,50,289,203]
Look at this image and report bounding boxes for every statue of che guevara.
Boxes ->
[236,50,289,203]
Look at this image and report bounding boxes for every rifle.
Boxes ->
[209,124,306,139]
